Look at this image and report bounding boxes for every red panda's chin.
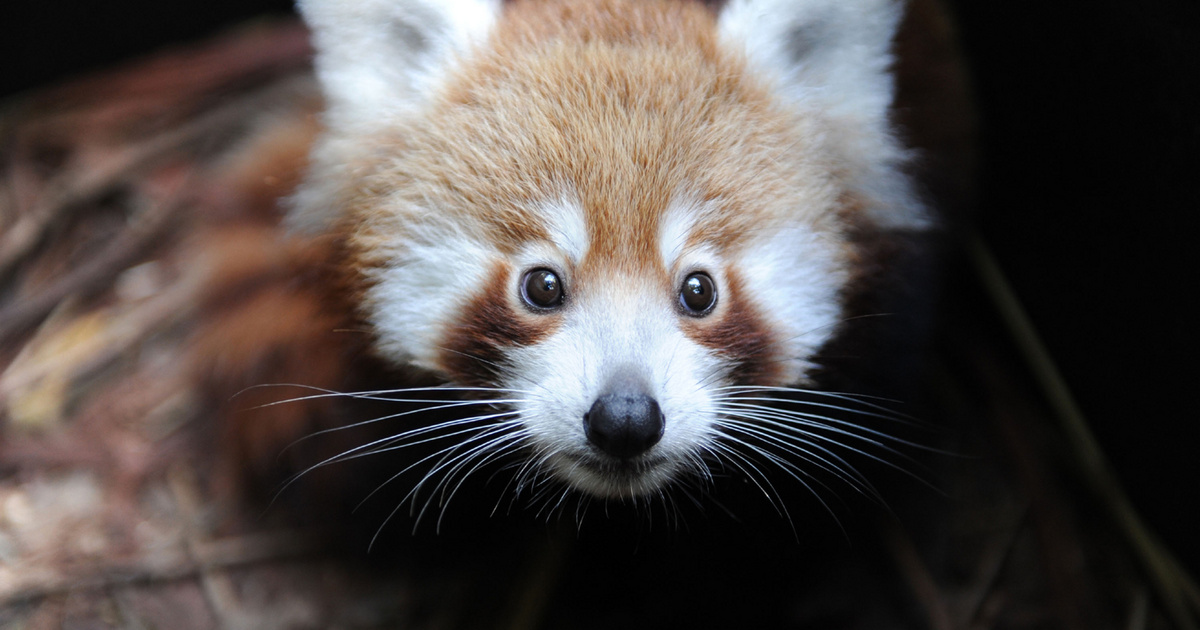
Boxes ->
[547,451,684,499]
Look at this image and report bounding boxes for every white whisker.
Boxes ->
[714,416,878,499]
[422,432,530,533]
[237,382,533,407]
[369,418,524,509]
[364,421,527,545]
[711,404,934,488]
[701,439,791,523]
[272,410,518,511]
[712,400,924,453]
[278,397,526,456]
[711,429,843,536]
[712,384,915,421]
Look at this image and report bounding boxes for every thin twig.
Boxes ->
[882,519,956,630]
[961,509,1028,627]
[969,231,1200,630]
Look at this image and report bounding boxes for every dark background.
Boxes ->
[3,0,1197,571]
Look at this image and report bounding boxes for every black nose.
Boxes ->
[584,389,665,460]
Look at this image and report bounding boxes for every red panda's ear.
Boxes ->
[298,0,501,130]
[718,0,929,231]
[289,0,502,233]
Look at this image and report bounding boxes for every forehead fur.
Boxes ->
[350,0,845,278]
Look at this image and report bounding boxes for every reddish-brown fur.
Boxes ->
[438,261,559,386]
[188,227,367,493]
[685,270,784,385]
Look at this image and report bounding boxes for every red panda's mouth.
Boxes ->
[577,454,670,476]
[551,451,679,497]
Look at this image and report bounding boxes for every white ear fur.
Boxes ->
[298,0,501,130]
[719,0,929,229]
[289,0,501,232]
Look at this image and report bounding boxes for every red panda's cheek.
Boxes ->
[436,260,560,387]
[680,270,785,386]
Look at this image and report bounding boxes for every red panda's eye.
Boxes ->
[680,272,717,316]
[521,268,564,310]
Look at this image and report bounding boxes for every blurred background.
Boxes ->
[3,0,1197,578]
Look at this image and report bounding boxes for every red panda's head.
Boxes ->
[292,0,927,499]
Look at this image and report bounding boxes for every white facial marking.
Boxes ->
[734,222,847,383]
[658,197,708,271]
[537,196,590,266]
[367,215,496,372]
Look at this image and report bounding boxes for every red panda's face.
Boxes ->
[346,55,852,496]
[295,0,927,499]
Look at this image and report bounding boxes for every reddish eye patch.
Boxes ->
[683,270,782,385]
[438,262,557,386]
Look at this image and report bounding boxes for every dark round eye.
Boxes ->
[521,268,565,310]
[680,272,717,315]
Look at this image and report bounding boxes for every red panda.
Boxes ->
[221,0,963,519]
